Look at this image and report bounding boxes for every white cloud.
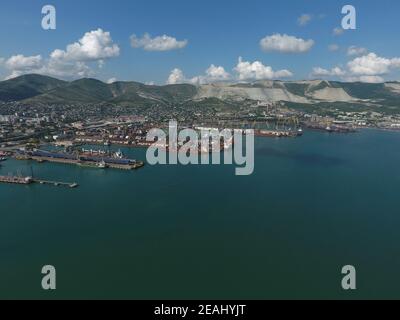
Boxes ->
[347,46,368,56]
[260,33,314,53]
[43,59,92,79]
[312,52,400,83]
[235,57,293,81]
[131,33,188,51]
[311,67,346,77]
[5,55,42,71]
[107,77,117,84]
[167,68,186,85]
[51,29,120,62]
[328,44,340,52]
[3,55,47,80]
[298,14,312,26]
[333,27,344,36]
[2,29,119,80]
[347,53,399,76]
[167,65,231,85]
[191,64,231,84]
[167,58,294,85]
[205,65,231,80]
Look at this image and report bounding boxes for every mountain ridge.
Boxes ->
[0,74,399,110]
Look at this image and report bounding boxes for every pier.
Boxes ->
[32,179,79,188]
[0,176,32,185]
[14,150,145,171]
[0,176,78,188]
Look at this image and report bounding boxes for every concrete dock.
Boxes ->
[32,179,79,188]
[0,176,78,188]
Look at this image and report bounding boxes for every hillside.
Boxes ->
[0,74,399,114]
[0,74,67,102]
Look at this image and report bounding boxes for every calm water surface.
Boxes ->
[1,129,400,299]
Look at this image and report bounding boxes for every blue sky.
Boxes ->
[0,0,399,84]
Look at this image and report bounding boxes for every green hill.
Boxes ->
[0,74,67,102]
[4,75,198,106]
[28,78,114,104]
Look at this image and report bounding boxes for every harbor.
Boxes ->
[2,129,400,299]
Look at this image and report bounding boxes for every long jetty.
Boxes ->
[32,179,79,188]
[15,150,145,171]
[0,176,78,188]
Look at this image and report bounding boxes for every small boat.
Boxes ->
[0,157,7,162]
[296,128,304,136]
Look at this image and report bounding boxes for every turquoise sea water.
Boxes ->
[1,129,400,299]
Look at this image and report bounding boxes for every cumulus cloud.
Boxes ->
[2,29,119,80]
[260,34,314,53]
[347,53,400,76]
[312,52,400,83]
[191,65,231,85]
[167,68,186,85]
[311,67,346,77]
[131,33,188,51]
[51,29,120,62]
[167,65,231,85]
[235,57,293,81]
[42,59,92,79]
[168,58,293,85]
[3,55,48,80]
[347,46,368,56]
[298,14,312,26]
[5,55,42,71]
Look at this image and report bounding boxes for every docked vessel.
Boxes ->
[78,160,108,169]
[0,176,33,185]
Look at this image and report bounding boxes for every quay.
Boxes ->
[0,175,32,185]
[15,150,145,171]
[255,129,303,138]
[32,179,78,188]
[0,176,78,188]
